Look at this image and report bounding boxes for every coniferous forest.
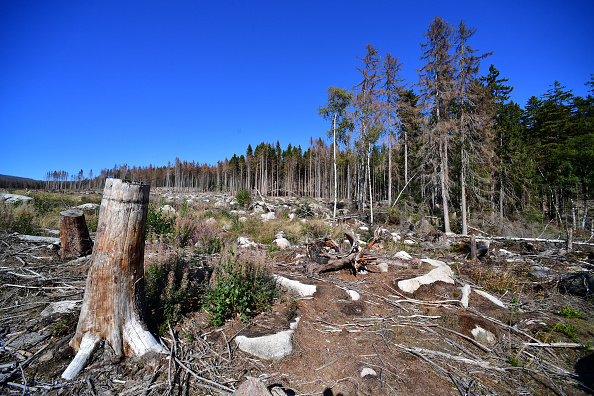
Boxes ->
[40,17,593,233]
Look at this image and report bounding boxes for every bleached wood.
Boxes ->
[62,179,164,380]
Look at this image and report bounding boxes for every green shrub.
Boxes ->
[144,251,203,333]
[548,323,579,339]
[192,220,224,254]
[203,249,278,326]
[146,204,176,236]
[559,306,582,319]
[236,189,252,207]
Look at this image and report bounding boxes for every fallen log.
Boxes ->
[11,234,61,244]
[306,227,383,275]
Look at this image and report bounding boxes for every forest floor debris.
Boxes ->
[1,191,593,395]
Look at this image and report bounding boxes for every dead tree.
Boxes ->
[306,228,383,275]
[62,179,165,380]
[60,209,92,259]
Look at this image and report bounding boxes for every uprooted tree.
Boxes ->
[306,227,383,275]
[62,179,165,380]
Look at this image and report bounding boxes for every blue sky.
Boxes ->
[1,0,592,180]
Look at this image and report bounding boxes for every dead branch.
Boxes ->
[306,227,384,275]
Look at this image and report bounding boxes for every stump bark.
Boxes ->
[62,179,165,380]
[60,209,92,259]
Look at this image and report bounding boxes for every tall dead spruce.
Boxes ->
[306,227,382,275]
[62,179,165,380]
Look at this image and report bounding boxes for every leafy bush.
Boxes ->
[174,213,198,247]
[144,251,203,333]
[236,189,252,207]
[192,220,223,254]
[559,306,582,319]
[146,204,176,236]
[547,323,579,339]
[203,249,278,326]
[0,203,36,235]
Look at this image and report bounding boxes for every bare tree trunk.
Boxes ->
[62,179,164,380]
[60,209,92,260]
[333,114,338,218]
[368,142,374,224]
[440,139,451,234]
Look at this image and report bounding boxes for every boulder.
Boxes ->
[235,318,300,360]
[398,259,454,293]
[76,203,100,211]
[261,212,276,221]
[238,236,256,248]
[346,290,360,301]
[360,367,377,378]
[395,251,412,260]
[234,377,272,396]
[376,262,389,272]
[558,272,594,297]
[0,193,33,204]
[275,237,291,249]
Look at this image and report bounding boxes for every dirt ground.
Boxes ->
[1,199,594,395]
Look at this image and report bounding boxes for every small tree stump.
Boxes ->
[60,209,92,259]
[62,179,165,380]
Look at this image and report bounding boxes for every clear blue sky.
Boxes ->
[1,0,592,180]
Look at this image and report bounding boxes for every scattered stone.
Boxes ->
[161,204,176,215]
[206,217,216,225]
[398,259,454,293]
[346,290,360,301]
[238,216,247,222]
[0,193,33,204]
[237,236,256,248]
[76,203,100,211]
[403,239,415,245]
[376,262,389,272]
[234,318,300,360]
[498,248,514,257]
[395,251,412,260]
[40,300,81,317]
[233,377,272,396]
[415,218,433,233]
[359,226,369,232]
[360,367,377,378]
[288,213,296,221]
[273,275,316,296]
[261,212,276,221]
[275,237,291,249]
[471,325,496,345]
[558,272,594,297]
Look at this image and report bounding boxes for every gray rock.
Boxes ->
[558,272,594,297]
[360,367,377,378]
[40,300,81,317]
[235,318,300,360]
[376,262,389,272]
[0,193,33,204]
[275,237,291,249]
[234,377,272,396]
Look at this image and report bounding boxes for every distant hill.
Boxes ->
[0,174,43,189]
[0,174,40,183]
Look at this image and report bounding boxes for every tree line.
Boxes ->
[41,17,592,234]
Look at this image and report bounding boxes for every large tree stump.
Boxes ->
[60,209,92,259]
[62,179,165,380]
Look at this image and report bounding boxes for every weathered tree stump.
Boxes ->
[60,209,92,259]
[62,179,165,380]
